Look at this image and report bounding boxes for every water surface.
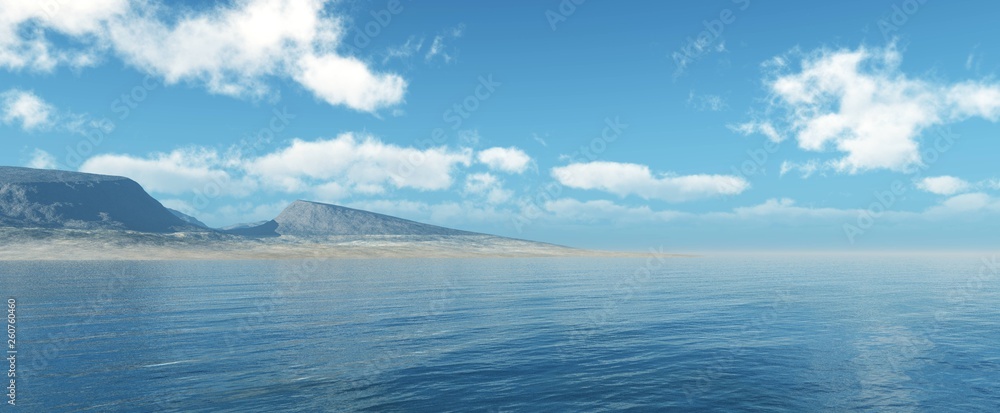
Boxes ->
[2,255,999,411]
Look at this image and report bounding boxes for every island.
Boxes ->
[0,166,644,260]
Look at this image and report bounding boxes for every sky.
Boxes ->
[2,0,1000,251]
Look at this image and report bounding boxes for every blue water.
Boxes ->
[2,255,999,412]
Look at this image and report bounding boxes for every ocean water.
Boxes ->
[1,255,999,412]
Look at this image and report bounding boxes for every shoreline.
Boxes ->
[0,229,685,261]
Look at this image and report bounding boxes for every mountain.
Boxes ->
[0,167,638,260]
[267,200,479,237]
[168,208,209,228]
[0,166,192,233]
[227,200,480,238]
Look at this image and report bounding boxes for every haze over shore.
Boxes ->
[0,166,660,260]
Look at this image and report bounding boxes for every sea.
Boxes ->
[1,254,999,412]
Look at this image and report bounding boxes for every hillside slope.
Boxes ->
[0,167,191,233]
[233,200,480,238]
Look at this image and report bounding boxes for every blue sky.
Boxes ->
[2,0,1000,251]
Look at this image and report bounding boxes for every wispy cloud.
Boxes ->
[425,24,464,63]
[687,92,728,112]
[1,89,109,135]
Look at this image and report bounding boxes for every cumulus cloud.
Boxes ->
[477,146,531,174]
[916,176,971,196]
[80,147,257,196]
[75,133,479,200]
[292,54,406,112]
[0,0,406,112]
[738,44,1000,173]
[551,161,749,202]
[244,133,472,193]
[1,90,54,130]
[0,1,127,71]
[463,173,512,204]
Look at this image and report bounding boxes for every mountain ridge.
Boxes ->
[0,166,193,233]
[0,166,656,260]
[0,167,517,241]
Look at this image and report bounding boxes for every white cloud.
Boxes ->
[742,44,1000,173]
[0,1,128,71]
[536,194,1000,226]
[244,133,472,193]
[294,54,406,112]
[80,148,255,196]
[730,121,783,143]
[464,173,512,205]
[312,181,350,202]
[75,133,480,201]
[347,199,510,226]
[687,92,728,111]
[551,161,749,202]
[1,90,54,130]
[0,89,112,135]
[916,176,971,196]
[779,160,822,178]
[27,149,58,169]
[923,193,1000,217]
[425,24,464,63]
[543,198,687,223]
[0,0,406,112]
[477,146,531,174]
[715,198,858,221]
[381,36,424,64]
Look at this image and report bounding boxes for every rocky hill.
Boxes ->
[0,167,633,260]
[0,166,192,233]
[272,200,477,237]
